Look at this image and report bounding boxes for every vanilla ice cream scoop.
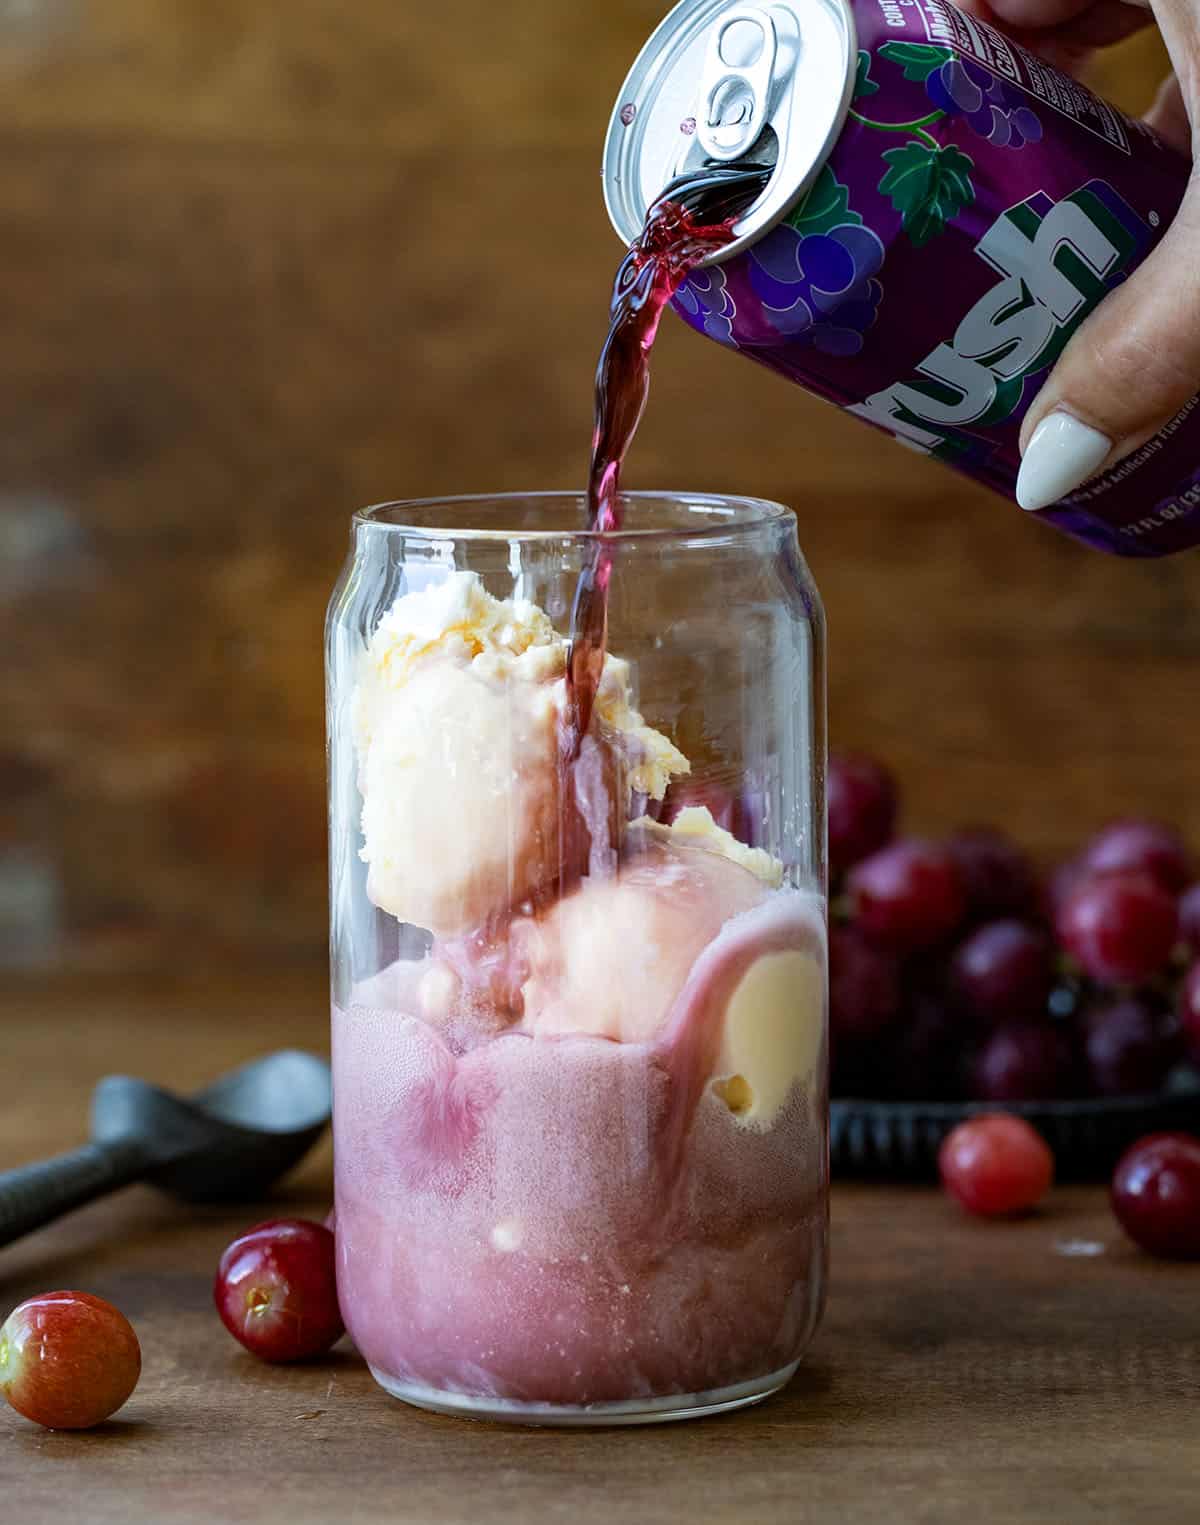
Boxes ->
[353,572,688,936]
[521,809,824,1129]
[520,811,791,1041]
[517,822,768,1043]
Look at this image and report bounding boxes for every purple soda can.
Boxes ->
[603,0,1197,556]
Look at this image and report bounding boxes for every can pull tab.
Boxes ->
[695,5,778,162]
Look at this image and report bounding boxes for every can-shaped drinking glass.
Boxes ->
[327,491,828,1424]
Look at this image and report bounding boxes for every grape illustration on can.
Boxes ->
[676,164,886,356]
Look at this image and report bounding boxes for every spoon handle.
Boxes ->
[0,1139,148,1249]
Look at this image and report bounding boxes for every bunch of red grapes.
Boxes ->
[828,753,1200,1105]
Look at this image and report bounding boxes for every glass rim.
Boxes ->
[353,490,793,543]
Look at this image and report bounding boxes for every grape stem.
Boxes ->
[848,107,943,153]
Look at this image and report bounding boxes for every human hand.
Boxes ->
[959,0,1197,509]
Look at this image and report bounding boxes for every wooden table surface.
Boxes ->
[3,972,1198,1525]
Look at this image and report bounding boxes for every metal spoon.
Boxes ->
[0,1050,332,1249]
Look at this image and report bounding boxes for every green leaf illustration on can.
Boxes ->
[785,165,863,237]
[878,142,976,247]
[853,49,879,100]
[877,41,954,84]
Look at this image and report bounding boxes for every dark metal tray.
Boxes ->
[831,1075,1200,1180]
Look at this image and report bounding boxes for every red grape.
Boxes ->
[0,1291,140,1430]
[1178,961,1200,1058]
[882,986,963,1100]
[947,828,1038,923]
[1055,871,1177,983]
[1081,818,1192,894]
[939,1114,1053,1217]
[1178,883,1200,954]
[1111,1132,1200,1259]
[828,752,897,877]
[971,1023,1074,1102]
[1043,858,1086,921]
[951,919,1052,1025]
[848,838,965,953]
[830,1034,889,1099]
[829,924,900,1040]
[215,1219,343,1363]
[1084,998,1178,1097]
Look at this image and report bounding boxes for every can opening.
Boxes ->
[678,123,779,184]
[602,0,855,266]
[689,125,786,178]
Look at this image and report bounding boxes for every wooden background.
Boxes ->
[1,1,1194,978]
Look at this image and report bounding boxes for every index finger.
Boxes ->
[955,0,1155,68]
[957,0,1146,27]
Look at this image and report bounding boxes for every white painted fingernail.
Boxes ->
[1016,411,1112,511]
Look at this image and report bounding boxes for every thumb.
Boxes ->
[1015,178,1200,510]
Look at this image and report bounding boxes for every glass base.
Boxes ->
[368,1360,801,1427]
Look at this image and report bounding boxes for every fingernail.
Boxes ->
[1016,411,1112,511]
